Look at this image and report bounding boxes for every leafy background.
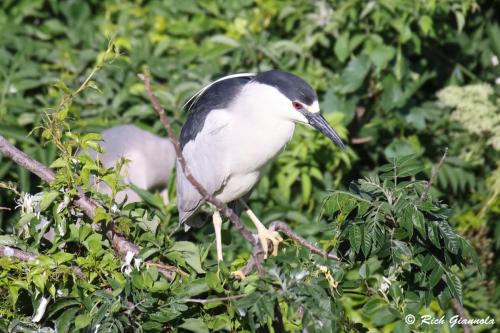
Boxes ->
[0,0,499,332]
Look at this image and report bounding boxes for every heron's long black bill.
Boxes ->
[307,113,346,150]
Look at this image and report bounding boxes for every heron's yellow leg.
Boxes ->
[212,211,223,262]
[244,207,283,258]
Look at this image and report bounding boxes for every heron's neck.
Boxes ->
[229,92,296,172]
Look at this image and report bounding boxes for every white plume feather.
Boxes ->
[183,72,257,111]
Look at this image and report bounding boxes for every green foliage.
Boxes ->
[0,0,499,332]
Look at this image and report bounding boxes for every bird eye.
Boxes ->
[292,101,303,110]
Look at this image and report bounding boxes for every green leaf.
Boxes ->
[179,318,209,333]
[40,191,59,211]
[18,213,37,228]
[400,208,414,239]
[334,33,349,62]
[428,223,441,248]
[362,298,384,314]
[455,11,465,32]
[55,307,79,333]
[418,15,433,35]
[446,272,463,301]
[359,262,369,279]
[301,173,312,202]
[341,55,371,93]
[82,233,103,253]
[348,224,362,253]
[74,313,91,329]
[412,210,426,238]
[52,252,74,264]
[421,255,437,272]
[429,266,443,288]
[436,221,459,254]
[372,307,398,326]
[47,300,81,319]
[370,45,395,71]
[33,272,48,291]
[392,240,412,260]
[361,226,372,256]
[0,235,19,247]
[205,271,223,292]
[170,241,205,273]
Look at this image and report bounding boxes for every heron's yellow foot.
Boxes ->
[232,270,246,280]
[257,228,283,258]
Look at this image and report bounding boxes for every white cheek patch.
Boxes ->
[307,100,320,113]
[295,112,308,123]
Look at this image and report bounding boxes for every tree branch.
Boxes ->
[451,298,472,333]
[0,135,171,280]
[185,294,246,304]
[269,221,340,260]
[0,245,37,262]
[0,245,85,279]
[419,147,448,202]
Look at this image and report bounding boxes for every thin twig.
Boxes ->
[0,245,37,261]
[419,147,448,202]
[269,221,340,260]
[451,298,472,333]
[0,245,85,279]
[146,262,189,277]
[185,294,246,304]
[351,137,372,145]
[242,245,266,276]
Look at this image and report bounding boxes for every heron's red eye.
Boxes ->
[292,101,303,110]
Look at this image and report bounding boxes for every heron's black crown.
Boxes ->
[254,70,317,105]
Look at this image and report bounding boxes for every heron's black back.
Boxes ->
[180,76,253,148]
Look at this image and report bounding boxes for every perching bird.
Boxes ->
[177,70,345,262]
[88,125,176,204]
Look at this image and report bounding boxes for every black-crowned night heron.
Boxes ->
[177,70,345,262]
[88,125,175,204]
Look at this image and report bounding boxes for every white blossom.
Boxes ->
[36,217,50,231]
[121,251,135,276]
[16,192,43,218]
[492,55,499,66]
[56,194,71,213]
[379,276,392,293]
[32,296,49,323]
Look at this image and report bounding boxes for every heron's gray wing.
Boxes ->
[176,109,231,225]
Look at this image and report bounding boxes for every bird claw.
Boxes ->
[257,228,283,258]
[232,270,246,280]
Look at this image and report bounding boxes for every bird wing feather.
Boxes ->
[183,73,257,112]
[177,109,231,224]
